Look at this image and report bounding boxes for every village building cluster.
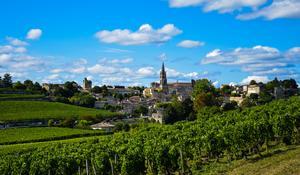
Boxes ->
[41,62,299,127]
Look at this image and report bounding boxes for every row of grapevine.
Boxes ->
[1,97,299,174]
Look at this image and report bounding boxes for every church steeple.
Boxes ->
[160,62,168,94]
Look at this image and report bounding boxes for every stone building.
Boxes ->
[83,78,92,91]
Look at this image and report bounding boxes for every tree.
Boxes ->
[220,85,232,95]
[33,82,42,91]
[69,92,96,108]
[192,79,219,112]
[192,79,216,97]
[24,80,34,90]
[265,77,280,91]
[0,76,3,88]
[2,73,12,88]
[13,81,26,90]
[64,81,79,98]
[249,80,257,85]
[92,86,102,93]
[282,79,298,89]
[133,105,148,117]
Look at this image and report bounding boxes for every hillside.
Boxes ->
[228,145,300,175]
[0,101,118,122]
[0,97,299,174]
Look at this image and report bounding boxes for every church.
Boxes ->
[143,62,195,101]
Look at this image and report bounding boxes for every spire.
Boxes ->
[161,62,165,72]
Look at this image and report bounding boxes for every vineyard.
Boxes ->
[0,127,108,145]
[0,96,299,174]
[0,101,118,121]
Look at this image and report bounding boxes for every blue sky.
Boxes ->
[0,0,300,87]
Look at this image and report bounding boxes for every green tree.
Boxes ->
[220,85,232,95]
[2,73,12,88]
[24,80,34,90]
[13,81,26,90]
[69,92,96,108]
[192,79,216,97]
[265,77,280,91]
[249,80,257,85]
[92,86,102,93]
[0,76,3,88]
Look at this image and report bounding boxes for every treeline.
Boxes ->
[1,96,299,174]
[0,73,43,94]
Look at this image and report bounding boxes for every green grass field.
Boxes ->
[0,94,45,100]
[0,101,117,121]
[0,127,107,145]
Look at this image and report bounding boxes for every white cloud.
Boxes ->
[169,0,206,8]
[69,66,86,74]
[177,40,204,48]
[103,48,133,53]
[110,58,133,64]
[241,76,270,84]
[87,64,117,74]
[169,0,300,20]
[237,0,300,20]
[202,45,300,80]
[137,67,156,77]
[95,24,182,45]
[26,29,42,40]
[169,0,266,12]
[212,81,219,87]
[50,68,64,74]
[6,37,28,46]
[46,74,60,80]
[0,54,11,64]
[203,0,267,13]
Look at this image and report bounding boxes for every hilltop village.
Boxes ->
[39,62,299,126]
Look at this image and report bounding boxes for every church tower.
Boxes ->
[160,62,168,94]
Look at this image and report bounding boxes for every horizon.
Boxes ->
[1,0,300,87]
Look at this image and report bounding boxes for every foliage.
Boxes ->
[0,127,105,145]
[0,97,299,174]
[132,105,148,117]
[69,92,96,108]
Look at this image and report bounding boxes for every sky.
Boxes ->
[0,0,300,87]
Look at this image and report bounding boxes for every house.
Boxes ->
[246,84,263,96]
[90,122,115,132]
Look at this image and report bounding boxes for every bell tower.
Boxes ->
[160,62,168,94]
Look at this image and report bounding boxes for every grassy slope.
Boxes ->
[228,146,300,175]
[198,145,300,175]
[0,127,106,145]
[0,101,116,121]
[0,94,45,100]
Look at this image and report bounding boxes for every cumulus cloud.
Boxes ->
[177,40,204,48]
[202,45,300,81]
[26,29,42,40]
[46,74,60,80]
[241,76,270,84]
[169,0,267,12]
[95,24,182,45]
[169,0,300,20]
[137,67,156,77]
[237,0,300,20]
[6,37,28,46]
[109,58,133,64]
